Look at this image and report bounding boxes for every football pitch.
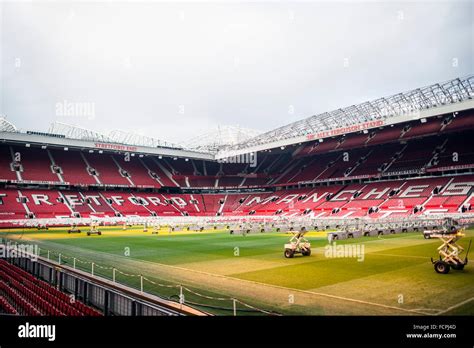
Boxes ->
[2,226,473,316]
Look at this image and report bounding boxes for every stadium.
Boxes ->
[0,74,473,318]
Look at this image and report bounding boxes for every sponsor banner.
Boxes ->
[237,173,259,178]
[94,142,138,152]
[305,120,385,141]
[382,169,424,176]
[426,164,474,172]
[184,185,263,190]
[11,180,68,185]
[183,186,216,190]
[298,174,373,185]
[89,183,132,188]
[174,174,261,179]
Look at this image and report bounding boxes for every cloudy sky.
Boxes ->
[0,1,472,144]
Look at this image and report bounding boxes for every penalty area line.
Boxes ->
[368,253,427,260]
[26,239,437,316]
[435,297,474,316]
[102,253,435,316]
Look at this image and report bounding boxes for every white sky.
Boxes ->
[0,1,472,144]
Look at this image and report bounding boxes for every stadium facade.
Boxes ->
[0,75,472,225]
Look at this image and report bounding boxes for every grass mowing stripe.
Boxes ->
[2,227,473,315]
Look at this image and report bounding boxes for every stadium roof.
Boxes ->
[0,121,213,160]
[1,75,473,161]
[48,122,184,150]
[215,75,474,159]
[185,125,262,153]
[0,117,17,133]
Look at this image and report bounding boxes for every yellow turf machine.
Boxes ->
[284,230,311,258]
[425,218,471,274]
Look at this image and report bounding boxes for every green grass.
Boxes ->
[2,227,473,316]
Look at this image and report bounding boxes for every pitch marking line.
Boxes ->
[73,247,435,315]
[369,253,427,260]
[17,237,455,315]
[145,261,437,315]
[435,297,474,315]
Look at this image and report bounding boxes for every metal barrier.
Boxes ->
[2,255,186,316]
[1,212,473,232]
